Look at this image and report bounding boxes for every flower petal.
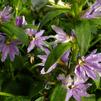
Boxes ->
[75,66,87,81]
[52,25,67,42]
[1,45,9,62]
[27,40,35,53]
[41,63,57,74]
[35,30,45,37]
[9,45,19,61]
[72,90,81,101]
[65,90,72,101]
[84,65,96,80]
[61,50,70,62]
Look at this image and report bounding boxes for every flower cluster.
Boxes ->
[0,0,101,101]
[0,7,20,62]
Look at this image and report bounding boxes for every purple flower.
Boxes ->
[0,6,12,22]
[26,29,48,53]
[51,25,74,43]
[52,25,70,43]
[65,83,90,101]
[82,0,101,19]
[16,16,27,27]
[1,40,20,62]
[75,50,101,81]
[57,74,90,101]
[38,48,70,74]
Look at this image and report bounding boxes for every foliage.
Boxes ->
[0,0,101,101]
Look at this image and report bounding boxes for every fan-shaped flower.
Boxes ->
[75,50,101,81]
[0,6,12,22]
[51,25,75,44]
[82,0,101,19]
[26,29,48,53]
[57,74,91,101]
[1,40,20,62]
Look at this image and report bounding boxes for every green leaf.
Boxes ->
[94,77,100,88]
[50,85,66,101]
[2,23,28,45]
[40,9,68,27]
[82,95,95,101]
[90,18,101,26]
[35,97,44,101]
[3,96,30,101]
[98,98,101,101]
[45,42,71,71]
[0,92,14,97]
[2,74,44,97]
[75,21,92,56]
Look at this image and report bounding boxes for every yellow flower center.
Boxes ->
[78,59,85,66]
[6,41,10,45]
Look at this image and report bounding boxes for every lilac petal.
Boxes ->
[74,87,88,99]
[76,84,89,96]
[41,36,49,40]
[16,16,23,26]
[52,25,67,42]
[38,55,47,64]
[75,66,87,81]
[9,47,15,61]
[80,66,88,80]
[16,16,27,27]
[41,63,57,74]
[9,45,19,61]
[65,90,72,101]
[26,28,37,36]
[61,50,70,62]
[34,38,44,48]
[13,46,19,55]
[52,25,67,36]
[86,53,101,62]
[72,90,81,101]
[87,62,101,72]
[1,45,9,62]
[84,65,96,80]
[75,66,81,76]
[97,0,101,3]
[42,48,50,55]
[27,40,35,53]
[77,83,87,91]
[35,30,45,37]
[3,15,11,21]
